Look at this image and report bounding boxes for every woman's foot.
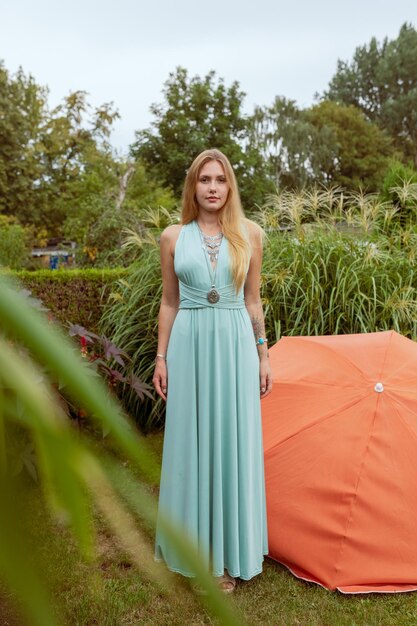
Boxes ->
[217,571,236,594]
[191,571,237,595]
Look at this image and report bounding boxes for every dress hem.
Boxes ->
[154,551,269,581]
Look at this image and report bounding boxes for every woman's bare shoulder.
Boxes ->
[242,218,264,245]
[160,224,184,255]
[161,224,182,241]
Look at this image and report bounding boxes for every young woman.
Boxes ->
[153,148,272,593]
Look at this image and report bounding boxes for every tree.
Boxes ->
[0,62,46,222]
[0,63,123,235]
[325,22,417,165]
[36,90,121,233]
[306,101,394,189]
[131,67,271,208]
[247,97,337,189]
[247,98,392,190]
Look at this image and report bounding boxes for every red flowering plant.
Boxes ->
[11,289,153,428]
[67,323,153,425]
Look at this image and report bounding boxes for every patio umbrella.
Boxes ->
[262,330,417,593]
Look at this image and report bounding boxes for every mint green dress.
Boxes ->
[155,219,268,580]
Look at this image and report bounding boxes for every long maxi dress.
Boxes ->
[155,219,268,580]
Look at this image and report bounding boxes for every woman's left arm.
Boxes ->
[244,222,273,399]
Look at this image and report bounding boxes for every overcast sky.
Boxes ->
[1,1,416,155]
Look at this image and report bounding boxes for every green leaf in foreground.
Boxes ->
[0,275,245,626]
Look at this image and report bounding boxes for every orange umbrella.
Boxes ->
[262,330,417,593]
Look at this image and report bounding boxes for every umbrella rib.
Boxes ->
[291,337,371,380]
[377,329,394,381]
[278,380,364,388]
[386,394,417,446]
[264,393,368,455]
[333,399,379,580]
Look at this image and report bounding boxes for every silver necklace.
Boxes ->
[197,223,224,303]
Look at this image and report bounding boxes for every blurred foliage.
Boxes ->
[0,276,244,626]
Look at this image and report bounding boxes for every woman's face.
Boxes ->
[195,160,229,213]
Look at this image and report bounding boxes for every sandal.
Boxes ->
[217,571,236,594]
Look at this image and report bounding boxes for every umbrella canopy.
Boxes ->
[262,330,417,593]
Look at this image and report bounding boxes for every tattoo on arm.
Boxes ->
[250,307,269,358]
[251,315,264,340]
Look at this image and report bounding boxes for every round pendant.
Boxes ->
[207,288,220,303]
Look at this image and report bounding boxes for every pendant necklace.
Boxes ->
[197,223,223,303]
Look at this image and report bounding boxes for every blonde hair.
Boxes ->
[181,149,253,293]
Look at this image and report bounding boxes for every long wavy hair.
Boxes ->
[181,149,252,293]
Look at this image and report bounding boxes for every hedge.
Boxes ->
[5,268,128,332]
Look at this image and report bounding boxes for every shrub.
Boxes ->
[379,160,417,227]
[8,268,127,332]
[380,159,417,201]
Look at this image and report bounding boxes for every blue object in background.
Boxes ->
[49,255,59,270]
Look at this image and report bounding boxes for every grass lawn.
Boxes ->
[2,432,417,626]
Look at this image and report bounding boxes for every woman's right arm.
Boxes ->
[152,226,180,402]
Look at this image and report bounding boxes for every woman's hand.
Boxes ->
[153,359,168,402]
[259,358,273,399]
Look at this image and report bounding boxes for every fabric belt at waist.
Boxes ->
[178,280,246,309]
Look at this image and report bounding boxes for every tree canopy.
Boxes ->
[325,22,417,165]
[247,97,393,190]
[2,21,417,259]
[0,63,46,223]
[0,62,175,249]
[307,100,394,189]
[131,67,272,208]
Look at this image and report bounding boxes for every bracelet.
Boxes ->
[155,353,166,361]
[256,338,268,345]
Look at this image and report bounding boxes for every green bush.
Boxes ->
[8,268,127,332]
[379,160,417,227]
[380,159,417,200]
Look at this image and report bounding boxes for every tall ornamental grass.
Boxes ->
[99,210,179,431]
[101,187,417,430]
